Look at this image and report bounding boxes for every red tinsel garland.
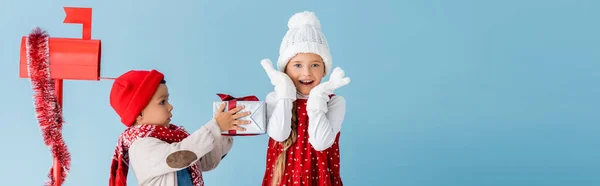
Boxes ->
[26,27,71,186]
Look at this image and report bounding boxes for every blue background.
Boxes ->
[1,0,599,185]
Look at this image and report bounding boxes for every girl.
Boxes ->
[260,11,351,186]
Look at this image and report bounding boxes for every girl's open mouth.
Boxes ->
[299,80,314,85]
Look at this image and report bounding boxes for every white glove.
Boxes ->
[307,67,351,113]
[261,59,297,101]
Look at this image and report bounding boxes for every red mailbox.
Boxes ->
[19,38,101,80]
[20,7,103,186]
[19,7,101,81]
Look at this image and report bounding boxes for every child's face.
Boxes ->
[136,84,173,126]
[285,53,326,95]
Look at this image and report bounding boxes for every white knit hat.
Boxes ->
[277,11,332,76]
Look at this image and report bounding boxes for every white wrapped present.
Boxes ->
[212,94,267,136]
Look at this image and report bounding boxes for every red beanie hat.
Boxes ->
[109,69,165,127]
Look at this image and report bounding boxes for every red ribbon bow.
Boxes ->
[217,94,260,136]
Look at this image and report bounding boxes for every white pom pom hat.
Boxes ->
[277,11,333,76]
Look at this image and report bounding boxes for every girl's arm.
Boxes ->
[128,119,221,183]
[265,91,294,142]
[197,135,233,171]
[307,95,346,151]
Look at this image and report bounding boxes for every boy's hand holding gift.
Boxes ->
[307,67,351,113]
[261,59,296,101]
[214,103,251,132]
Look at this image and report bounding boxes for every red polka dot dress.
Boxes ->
[262,99,343,186]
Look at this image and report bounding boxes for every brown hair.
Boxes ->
[271,101,299,186]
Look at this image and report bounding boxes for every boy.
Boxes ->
[108,69,250,186]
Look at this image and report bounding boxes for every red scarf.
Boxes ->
[109,124,204,186]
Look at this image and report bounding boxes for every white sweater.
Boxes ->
[128,119,232,186]
[265,91,346,151]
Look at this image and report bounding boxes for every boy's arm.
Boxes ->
[265,91,294,142]
[307,95,346,151]
[197,135,234,171]
[128,119,222,183]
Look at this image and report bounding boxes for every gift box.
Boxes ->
[212,94,267,136]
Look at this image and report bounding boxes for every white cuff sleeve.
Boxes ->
[265,91,293,142]
[307,95,346,151]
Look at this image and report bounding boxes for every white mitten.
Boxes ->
[307,67,351,113]
[261,59,297,101]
